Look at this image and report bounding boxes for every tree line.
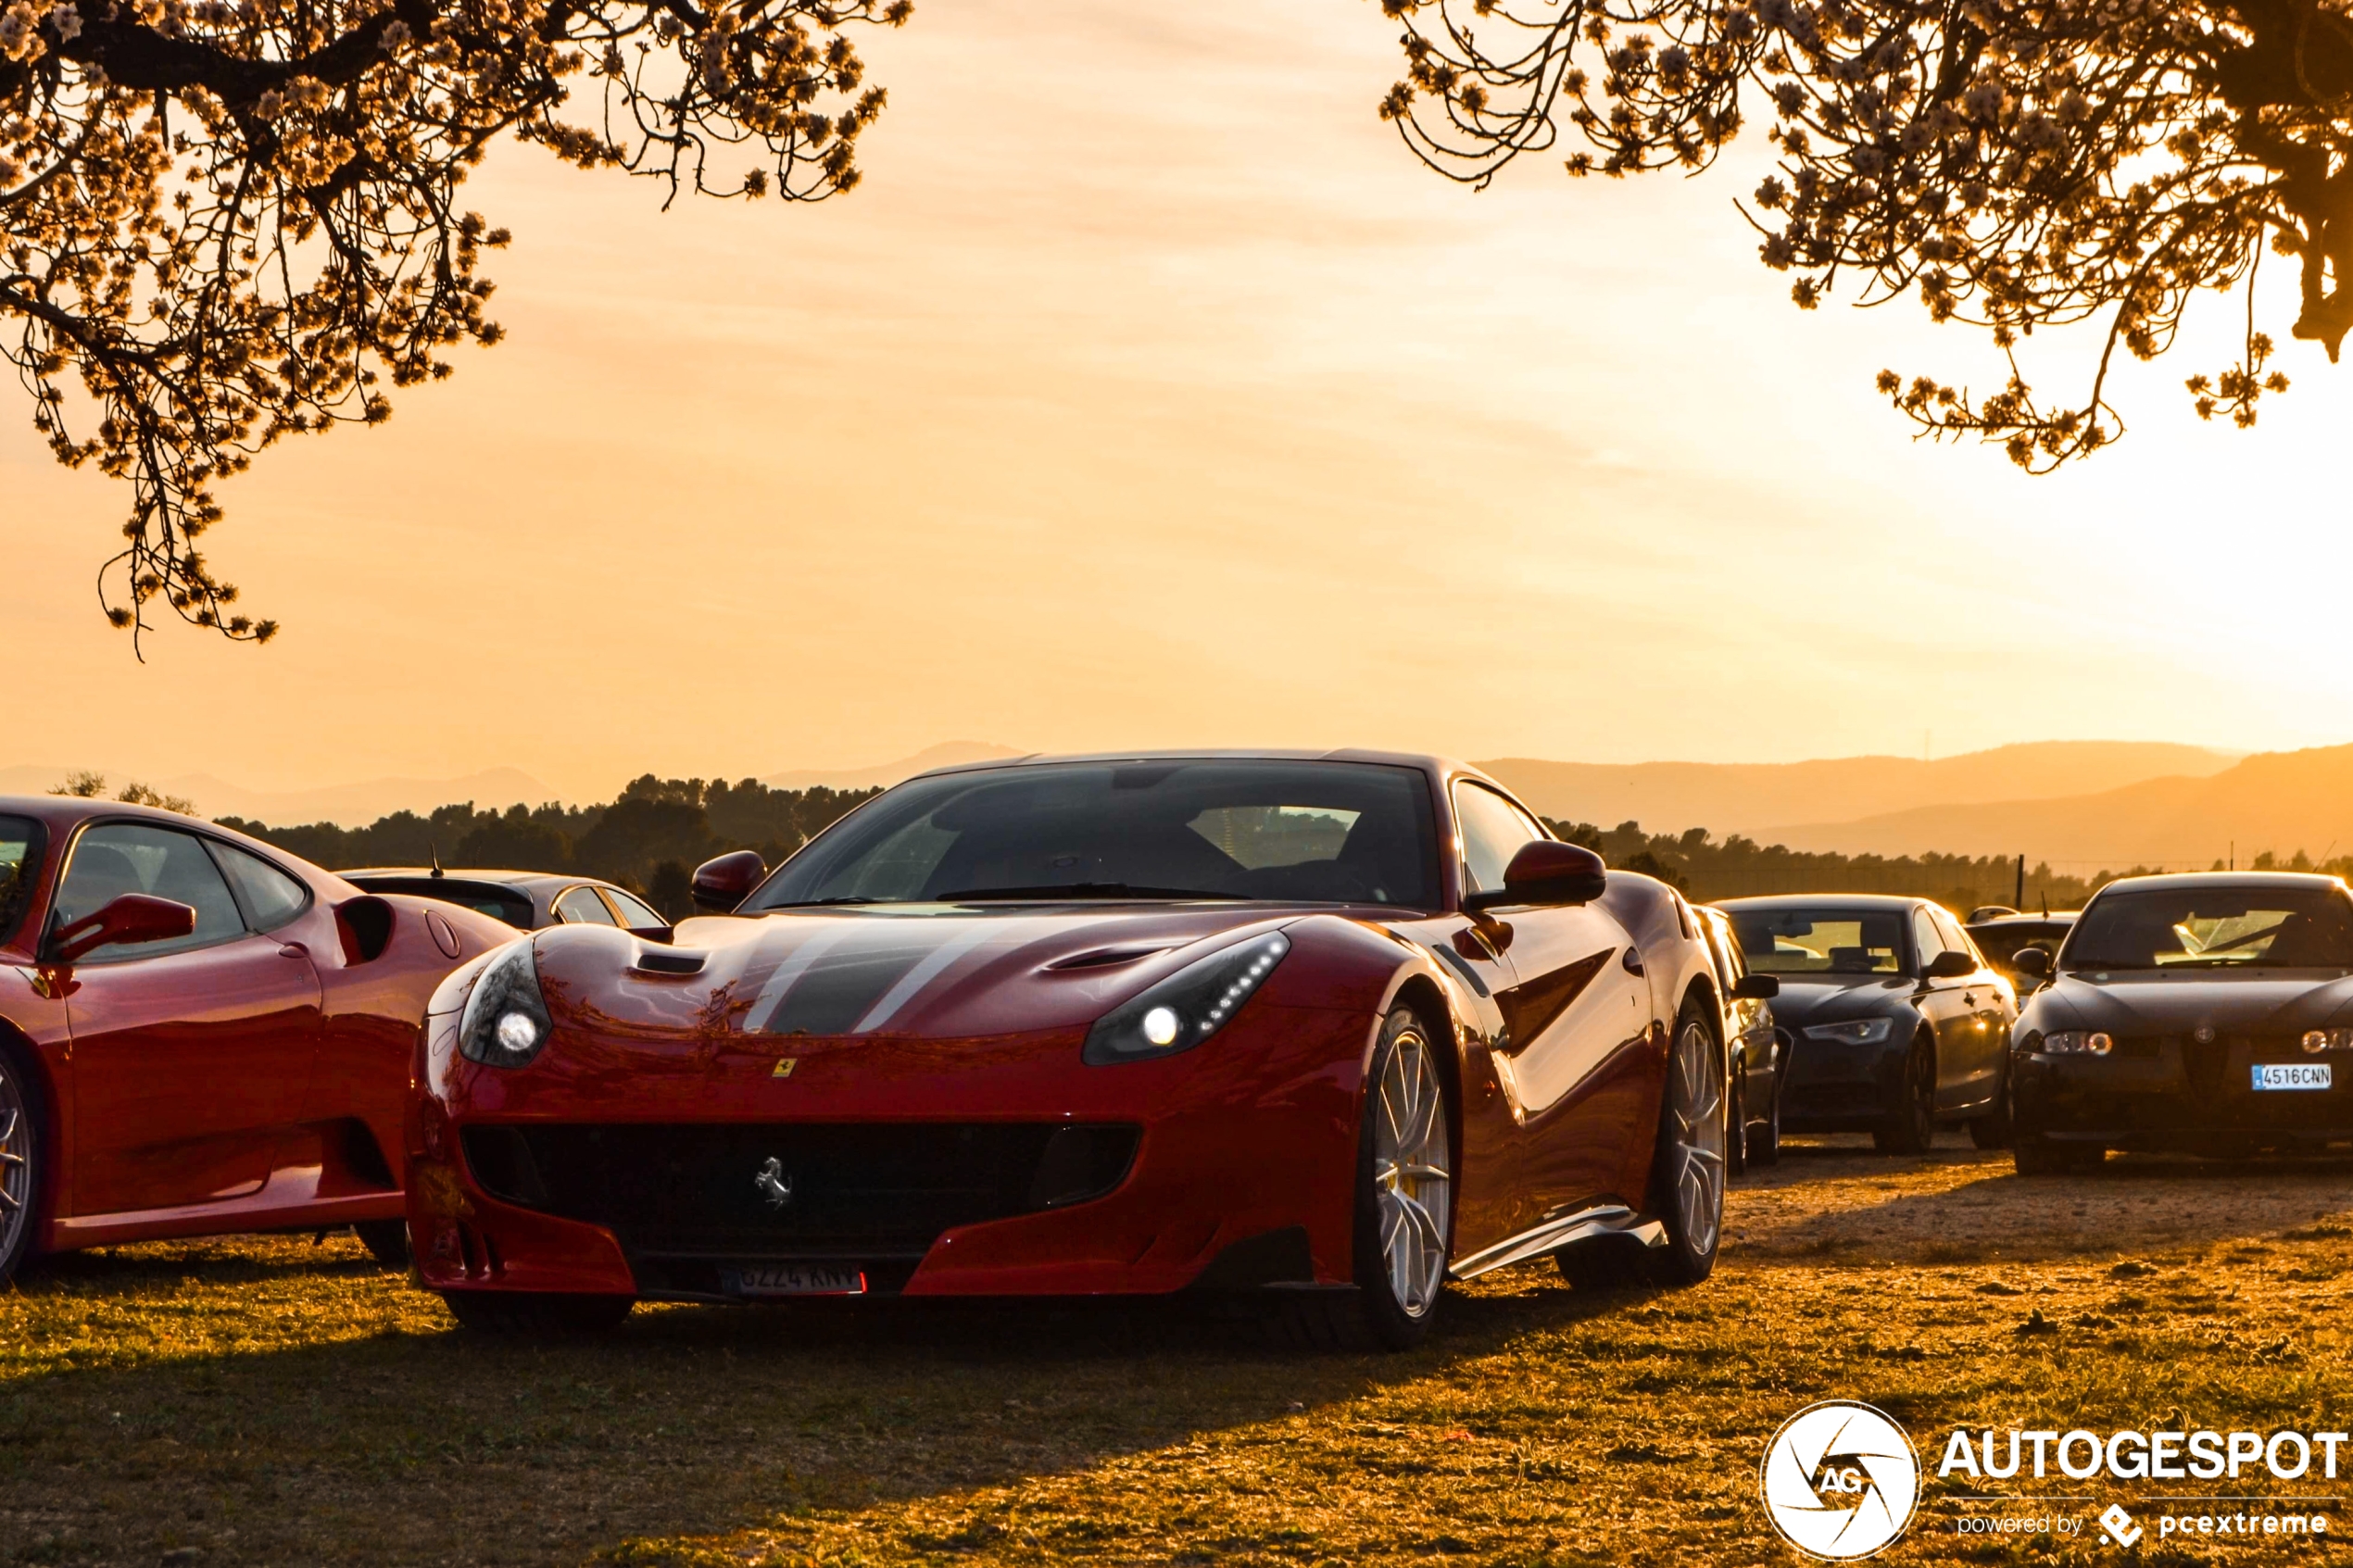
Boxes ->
[215,775,882,919]
[1542,819,2223,916]
[60,770,2348,921]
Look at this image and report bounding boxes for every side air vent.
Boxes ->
[335,897,396,964]
[632,947,707,976]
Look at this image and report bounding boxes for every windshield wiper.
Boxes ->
[757,896,886,909]
[933,882,1231,902]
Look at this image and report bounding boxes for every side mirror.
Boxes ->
[1923,949,1976,981]
[1732,973,1780,1000]
[1466,841,1607,912]
[52,894,196,964]
[689,850,768,914]
[2010,947,2053,979]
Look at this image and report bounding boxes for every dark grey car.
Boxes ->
[1714,895,2019,1154]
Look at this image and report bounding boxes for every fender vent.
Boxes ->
[1046,945,1178,972]
[632,948,707,976]
[336,897,396,964]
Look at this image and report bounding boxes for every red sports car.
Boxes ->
[409,752,1733,1347]
[0,797,514,1285]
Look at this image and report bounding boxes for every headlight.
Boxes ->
[2036,1029,2113,1056]
[1803,1018,1894,1046]
[1083,931,1290,1065]
[2302,1029,2353,1054]
[459,940,552,1068]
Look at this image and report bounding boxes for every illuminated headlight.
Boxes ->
[2302,1029,2353,1054]
[1084,932,1291,1065]
[2038,1030,2113,1056]
[459,940,552,1068]
[1803,1018,1894,1046]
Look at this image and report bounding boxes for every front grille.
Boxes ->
[460,1123,1139,1275]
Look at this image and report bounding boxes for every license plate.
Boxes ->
[2252,1063,2334,1092]
[720,1264,866,1298]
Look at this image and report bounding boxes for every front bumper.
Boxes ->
[409,1001,1371,1301]
[1777,1033,1907,1133]
[2015,1035,2353,1153]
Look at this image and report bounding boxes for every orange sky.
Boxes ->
[6,0,2350,806]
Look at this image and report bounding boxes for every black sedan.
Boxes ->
[1716,895,2018,1154]
[340,867,670,935]
[2009,872,2353,1173]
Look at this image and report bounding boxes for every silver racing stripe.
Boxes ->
[745,923,863,1032]
[852,919,1028,1033]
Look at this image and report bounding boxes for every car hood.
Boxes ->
[524,901,1355,1044]
[1766,976,1919,1032]
[2024,969,2353,1036]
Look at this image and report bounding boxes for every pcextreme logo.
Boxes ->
[1760,1400,1922,1561]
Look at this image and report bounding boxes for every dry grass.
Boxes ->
[7,1140,2353,1566]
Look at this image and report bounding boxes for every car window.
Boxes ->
[1727,908,1908,975]
[0,816,43,947]
[52,822,245,960]
[210,843,311,933]
[606,888,666,928]
[744,759,1441,910]
[1454,784,1542,897]
[1928,906,1973,960]
[553,885,619,925]
[2068,886,2353,970]
[1910,908,1944,968]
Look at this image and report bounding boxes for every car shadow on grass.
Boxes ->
[0,1238,1665,1567]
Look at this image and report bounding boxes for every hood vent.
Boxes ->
[632,947,707,977]
[1045,943,1182,972]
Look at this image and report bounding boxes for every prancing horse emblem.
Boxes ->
[753,1157,793,1210]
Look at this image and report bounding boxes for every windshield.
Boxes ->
[746,760,1441,909]
[1727,908,1910,977]
[0,816,42,946]
[2065,886,2353,971]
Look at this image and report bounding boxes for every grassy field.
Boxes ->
[6,1141,2353,1567]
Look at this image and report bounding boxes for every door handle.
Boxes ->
[278,943,308,959]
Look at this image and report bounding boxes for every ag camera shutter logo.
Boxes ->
[1760,1400,1921,1560]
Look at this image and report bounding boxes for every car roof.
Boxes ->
[2090,871,2349,896]
[1710,894,1926,912]
[905,748,1475,781]
[1968,911,2081,928]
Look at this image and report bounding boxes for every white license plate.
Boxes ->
[721,1264,866,1298]
[2252,1063,2334,1092]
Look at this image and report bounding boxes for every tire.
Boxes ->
[1272,1005,1453,1351]
[353,1220,411,1269]
[1726,1061,1749,1180]
[1872,1034,1936,1155]
[1749,1053,1783,1167]
[1643,999,1728,1288]
[1968,1056,2014,1149]
[440,1291,635,1335]
[0,1045,44,1290]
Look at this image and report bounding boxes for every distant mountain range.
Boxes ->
[1751,744,2353,869]
[759,741,1026,793]
[1475,742,2240,838]
[17,738,2347,869]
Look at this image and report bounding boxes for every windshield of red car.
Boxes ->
[0,816,39,946]
[746,760,1441,909]
[2065,886,2353,971]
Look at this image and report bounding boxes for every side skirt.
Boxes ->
[1446,1202,1666,1282]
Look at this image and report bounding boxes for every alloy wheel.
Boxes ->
[1372,1024,1453,1317]
[0,1058,31,1264]
[1666,1018,1727,1256]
